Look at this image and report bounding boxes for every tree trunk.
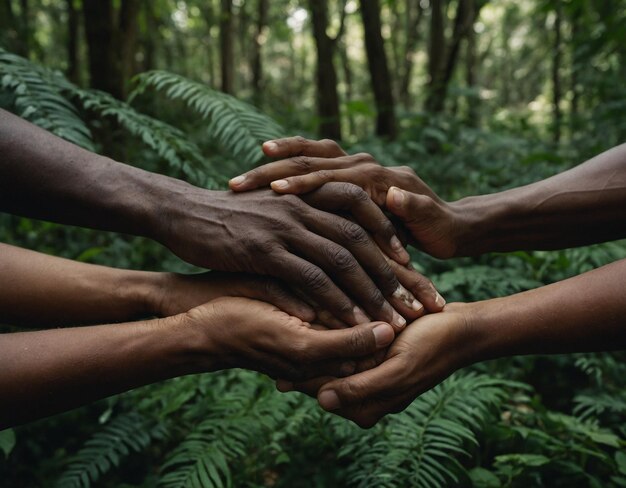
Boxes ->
[83,0,121,97]
[119,0,140,87]
[83,0,139,99]
[220,0,235,94]
[308,0,342,140]
[66,0,80,84]
[465,13,478,126]
[426,0,480,113]
[399,0,424,108]
[552,2,562,144]
[360,0,396,138]
[252,0,268,104]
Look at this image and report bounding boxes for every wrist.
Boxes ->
[449,192,516,256]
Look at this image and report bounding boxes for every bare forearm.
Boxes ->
[0,109,188,240]
[0,243,159,327]
[0,315,205,428]
[466,258,626,361]
[452,144,626,255]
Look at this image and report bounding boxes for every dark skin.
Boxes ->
[230,137,626,257]
[0,109,447,328]
[0,244,396,429]
[232,137,626,427]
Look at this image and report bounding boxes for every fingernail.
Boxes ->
[230,175,246,186]
[318,389,341,411]
[353,306,370,324]
[391,310,407,329]
[412,299,424,312]
[276,380,294,392]
[264,141,278,152]
[435,293,446,308]
[391,187,405,207]
[390,235,403,251]
[271,179,289,190]
[373,323,395,347]
[340,361,356,376]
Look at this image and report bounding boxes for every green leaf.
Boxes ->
[469,467,501,488]
[0,429,16,459]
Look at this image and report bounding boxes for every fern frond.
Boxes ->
[69,87,213,185]
[132,70,284,164]
[0,48,94,150]
[55,412,166,488]
[342,374,516,488]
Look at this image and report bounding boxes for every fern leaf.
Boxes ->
[131,70,284,164]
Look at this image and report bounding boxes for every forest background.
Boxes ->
[0,0,625,486]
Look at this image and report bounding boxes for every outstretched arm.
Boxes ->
[231,138,626,258]
[0,297,395,429]
[0,110,427,327]
[0,243,314,327]
[283,258,626,428]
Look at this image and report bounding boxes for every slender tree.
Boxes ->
[251,0,269,104]
[552,1,562,144]
[399,0,425,108]
[220,0,235,94]
[66,0,79,84]
[360,0,396,138]
[308,0,344,140]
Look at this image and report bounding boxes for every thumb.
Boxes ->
[307,321,395,362]
[386,187,435,225]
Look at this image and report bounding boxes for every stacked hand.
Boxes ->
[229,137,468,259]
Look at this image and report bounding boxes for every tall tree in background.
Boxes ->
[552,1,562,144]
[66,0,79,84]
[220,0,234,94]
[399,0,425,108]
[251,0,269,104]
[308,0,344,140]
[360,0,396,138]
[425,0,482,113]
[83,0,140,99]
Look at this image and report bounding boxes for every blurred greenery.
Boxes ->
[1,0,625,486]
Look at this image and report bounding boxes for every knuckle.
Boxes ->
[348,328,370,355]
[398,165,417,177]
[248,236,277,255]
[320,138,340,150]
[353,152,375,164]
[368,288,387,309]
[340,221,369,244]
[328,247,358,272]
[291,156,312,172]
[341,183,369,202]
[378,219,396,238]
[299,265,329,292]
[315,169,335,182]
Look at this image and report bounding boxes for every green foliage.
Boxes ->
[55,413,166,488]
[0,48,94,151]
[132,70,285,165]
[1,31,626,486]
[339,374,519,488]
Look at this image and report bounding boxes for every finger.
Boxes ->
[246,277,317,321]
[263,136,347,159]
[386,259,445,313]
[316,356,406,412]
[230,154,357,192]
[290,232,399,327]
[269,251,362,326]
[301,321,395,362]
[299,213,406,329]
[270,168,358,194]
[301,182,410,265]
